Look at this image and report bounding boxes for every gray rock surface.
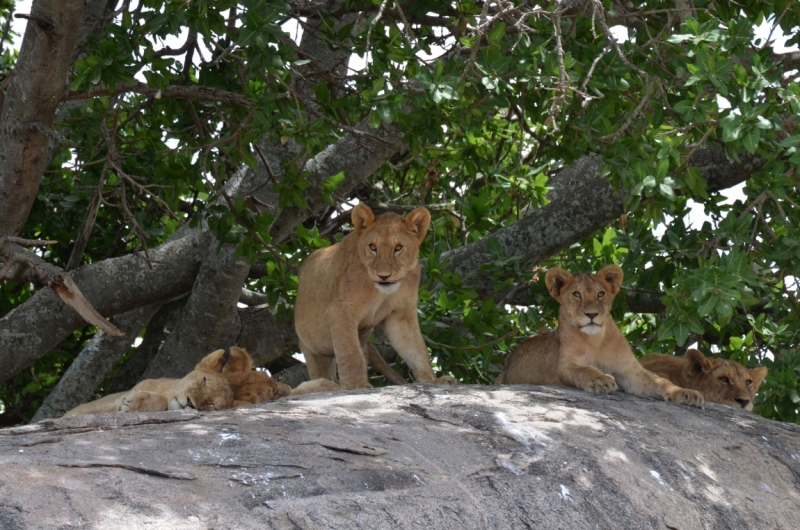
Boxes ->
[1,385,799,529]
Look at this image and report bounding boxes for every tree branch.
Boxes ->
[64,82,256,107]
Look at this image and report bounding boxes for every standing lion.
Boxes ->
[292,204,456,394]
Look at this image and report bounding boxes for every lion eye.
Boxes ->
[597,291,605,299]
[719,377,730,385]
[746,379,753,386]
[368,243,377,252]
[572,292,581,300]
[394,244,403,252]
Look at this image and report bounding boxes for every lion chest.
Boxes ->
[354,291,404,329]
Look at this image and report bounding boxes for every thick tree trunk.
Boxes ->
[141,243,250,379]
[0,0,84,236]
[2,385,797,528]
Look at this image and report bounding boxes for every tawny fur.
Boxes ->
[292,204,456,395]
[640,349,767,411]
[495,265,704,407]
[65,349,239,417]
[213,346,292,406]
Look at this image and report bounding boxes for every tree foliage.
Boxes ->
[0,0,799,424]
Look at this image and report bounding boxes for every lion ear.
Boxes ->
[351,204,375,235]
[226,346,254,373]
[405,207,431,241]
[685,349,712,375]
[201,376,207,389]
[598,264,623,296]
[749,366,768,390]
[195,349,227,373]
[545,268,573,299]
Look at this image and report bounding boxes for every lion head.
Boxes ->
[222,346,292,404]
[683,349,768,411]
[350,204,430,295]
[169,370,233,412]
[546,264,623,336]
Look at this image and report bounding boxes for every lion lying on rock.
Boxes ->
[64,347,288,417]
[496,265,704,407]
[640,349,767,411]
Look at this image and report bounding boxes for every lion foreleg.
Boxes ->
[382,311,456,385]
[615,362,704,407]
[326,311,371,389]
[559,361,618,394]
[118,390,169,412]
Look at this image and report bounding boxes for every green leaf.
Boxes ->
[321,171,346,193]
[658,183,676,201]
[488,22,506,47]
[741,127,760,153]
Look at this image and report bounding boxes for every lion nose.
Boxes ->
[585,312,598,320]
[735,398,750,408]
[378,274,391,281]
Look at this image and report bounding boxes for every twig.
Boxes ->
[598,78,656,142]
[365,0,391,60]
[66,82,254,107]
[457,1,491,87]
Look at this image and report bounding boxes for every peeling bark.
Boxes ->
[0,0,85,236]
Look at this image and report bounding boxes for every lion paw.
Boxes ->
[435,376,458,385]
[584,374,618,394]
[666,388,705,408]
[119,391,167,412]
[119,391,145,412]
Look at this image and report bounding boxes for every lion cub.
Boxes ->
[292,204,456,394]
[199,346,291,406]
[64,347,289,417]
[640,349,767,411]
[496,265,704,407]
[64,349,235,417]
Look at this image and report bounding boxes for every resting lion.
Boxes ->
[640,349,767,411]
[292,204,456,394]
[64,347,290,416]
[495,265,704,407]
[64,349,235,417]
[197,346,291,406]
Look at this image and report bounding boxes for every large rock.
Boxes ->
[1,385,798,529]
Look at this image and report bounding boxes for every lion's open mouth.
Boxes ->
[377,280,396,286]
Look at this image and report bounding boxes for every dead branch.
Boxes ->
[0,237,124,337]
